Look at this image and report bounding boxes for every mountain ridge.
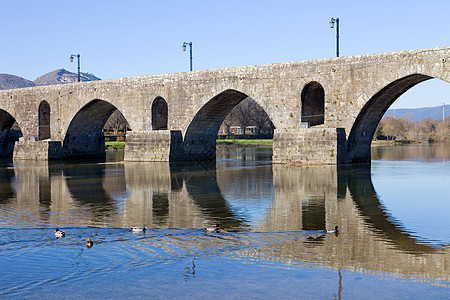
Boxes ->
[0,69,101,90]
[384,105,449,123]
[34,68,100,86]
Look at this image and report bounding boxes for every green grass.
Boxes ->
[216,139,273,146]
[105,141,125,149]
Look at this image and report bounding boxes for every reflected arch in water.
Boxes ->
[0,166,15,204]
[337,164,440,253]
[62,99,129,159]
[169,161,244,228]
[61,163,127,222]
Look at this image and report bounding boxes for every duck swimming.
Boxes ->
[205,224,222,233]
[131,225,146,233]
[326,226,339,235]
[55,228,65,238]
[85,237,94,249]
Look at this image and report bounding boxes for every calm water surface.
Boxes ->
[0,144,449,299]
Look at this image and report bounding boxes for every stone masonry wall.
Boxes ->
[124,130,184,162]
[273,128,347,164]
[13,140,62,160]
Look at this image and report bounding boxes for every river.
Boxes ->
[0,143,449,299]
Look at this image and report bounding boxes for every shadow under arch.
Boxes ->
[301,81,324,126]
[63,99,128,159]
[345,74,434,163]
[338,165,440,254]
[152,96,168,130]
[183,89,274,161]
[0,109,23,158]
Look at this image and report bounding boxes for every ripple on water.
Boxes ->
[0,227,320,293]
[1,226,448,298]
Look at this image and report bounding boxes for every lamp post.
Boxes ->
[182,42,193,71]
[329,18,339,57]
[70,54,81,82]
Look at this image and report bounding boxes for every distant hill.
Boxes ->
[0,74,35,90]
[34,68,100,86]
[0,69,101,90]
[384,105,449,123]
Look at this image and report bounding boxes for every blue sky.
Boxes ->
[0,0,448,108]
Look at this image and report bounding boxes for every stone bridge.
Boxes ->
[1,46,449,164]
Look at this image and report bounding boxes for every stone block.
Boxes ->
[273,128,346,164]
[124,130,184,162]
[13,140,62,161]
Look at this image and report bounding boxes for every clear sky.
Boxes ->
[0,0,448,108]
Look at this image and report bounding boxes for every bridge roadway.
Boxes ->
[0,46,449,164]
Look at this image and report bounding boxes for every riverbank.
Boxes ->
[216,139,273,146]
[372,139,413,145]
[105,141,125,150]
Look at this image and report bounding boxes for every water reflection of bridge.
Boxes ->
[1,161,448,282]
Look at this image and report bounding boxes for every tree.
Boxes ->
[434,120,450,143]
[104,110,129,134]
[406,122,430,142]
[381,116,411,140]
[220,97,274,136]
[373,122,384,140]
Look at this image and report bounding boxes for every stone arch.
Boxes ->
[345,74,436,163]
[0,109,23,157]
[184,89,274,161]
[152,97,168,130]
[301,81,324,126]
[38,100,51,140]
[63,99,128,159]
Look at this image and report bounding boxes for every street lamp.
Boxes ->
[329,18,339,57]
[182,42,193,71]
[443,103,446,122]
[70,54,81,82]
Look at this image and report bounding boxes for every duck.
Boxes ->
[85,237,94,249]
[131,225,146,233]
[55,228,65,238]
[326,226,340,235]
[205,224,222,233]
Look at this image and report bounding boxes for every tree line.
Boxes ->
[375,116,450,143]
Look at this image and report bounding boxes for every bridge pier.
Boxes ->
[124,130,184,162]
[11,128,360,165]
[13,140,63,161]
[272,128,347,164]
